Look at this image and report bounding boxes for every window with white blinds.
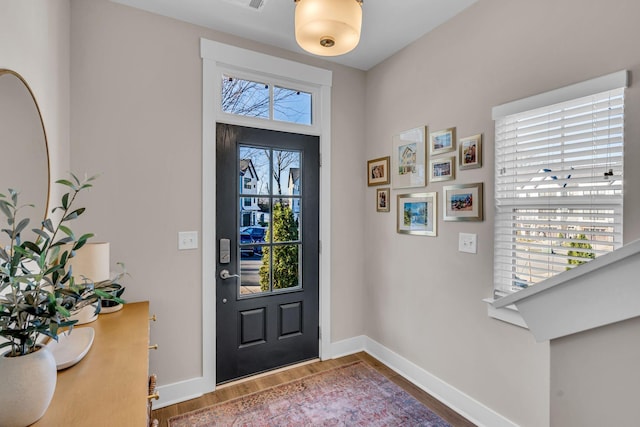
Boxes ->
[493,77,626,297]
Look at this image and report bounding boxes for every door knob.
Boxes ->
[219,269,240,280]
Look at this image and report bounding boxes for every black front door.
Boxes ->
[216,123,319,384]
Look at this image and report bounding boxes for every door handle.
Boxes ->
[219,269,240,280]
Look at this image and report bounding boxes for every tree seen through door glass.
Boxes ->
[239,146,271,195]
[271,150,301,196]
[260,244,301,291]
[271,198,300,243]
[239,146,303,296]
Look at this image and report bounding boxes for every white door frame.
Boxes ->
[201,39,333,392]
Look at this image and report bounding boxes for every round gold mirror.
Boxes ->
[0,69,50,246]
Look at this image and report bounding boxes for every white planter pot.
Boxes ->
[100,302,123,314]
[69,303,98,325]
[0,345,57,427]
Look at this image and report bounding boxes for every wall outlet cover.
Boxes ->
[459,232,477,254]
[178,231,198,250]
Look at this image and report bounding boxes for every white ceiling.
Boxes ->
[111,0,477,70]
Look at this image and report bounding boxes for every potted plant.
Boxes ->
[0,174,123,426]
[100,278,126,314]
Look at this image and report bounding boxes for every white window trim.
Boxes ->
[488,70,629,328]
[217,66,320,133]
[492,70,628,119]
[491,238,640,341]
[201,39,332,391]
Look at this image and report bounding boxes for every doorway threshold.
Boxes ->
[216,357,320,389]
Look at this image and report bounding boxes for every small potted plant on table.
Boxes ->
[0,174,123,426]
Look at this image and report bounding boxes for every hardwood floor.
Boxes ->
[151,352,476,426]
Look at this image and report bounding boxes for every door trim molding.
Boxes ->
[200,39,333,393]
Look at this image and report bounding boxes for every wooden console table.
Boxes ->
[34,301,150,426]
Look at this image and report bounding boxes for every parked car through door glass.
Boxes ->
[240,233,254,257]
[241,226,266,254]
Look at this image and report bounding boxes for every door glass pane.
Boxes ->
[272,150,301,196]
[272,244,301,290]
[273,87,312,125]
[272,199,300,243]
[239,197,260,228]
[239,146,271,195]
[239,253,267,295]
[222,74,269,118]
[237,144,304,298]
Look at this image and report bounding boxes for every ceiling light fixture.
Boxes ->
[294,0,363,56]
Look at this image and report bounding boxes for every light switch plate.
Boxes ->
[459,232,477,254]
[178,231,198,250]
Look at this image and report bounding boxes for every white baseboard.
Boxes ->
[328,335,516,427]
[154,377,207,409]
[361,337,517,427]
[153,335,517,427]
[329,334,366,358]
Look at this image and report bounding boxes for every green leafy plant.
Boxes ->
[0,174,124,357]
[259,202,299,291]
[565,233,596,270]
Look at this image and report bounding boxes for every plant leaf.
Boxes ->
[22,241,41,254]
[55,305,71,317]
[32,229,50,240]
[14,218,30,235]
[59,225,74,239]
[55,179,75,189]
[51,237,74,248]
[42,218,54,233]
[62,208,85,222]
[73,233,94,251]
[0,200,12,218]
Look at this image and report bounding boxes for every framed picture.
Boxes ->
[397,192,437,236]
[429,156,455,182]
[376,188,390,212]
[430,127,456,155]
[459,134,482,170]
[367,156,390,186]
[443,183,483,222]
[392,127,427,189]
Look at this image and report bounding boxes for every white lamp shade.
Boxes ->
[67,242,110,283]
[295,0,362,56]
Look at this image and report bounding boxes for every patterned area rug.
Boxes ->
[168,361,451,426]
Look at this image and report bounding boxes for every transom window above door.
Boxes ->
[221,74,312,126]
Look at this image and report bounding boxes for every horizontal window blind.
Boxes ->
[494,87,624,296]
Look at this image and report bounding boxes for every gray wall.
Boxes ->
[551,317,640,426]
[69,0,366,386]
[364,0,640,425]
[0,0,70,201]
[5,0,640,425]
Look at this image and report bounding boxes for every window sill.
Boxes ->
[483,298,528,329]
[489,238,640,342]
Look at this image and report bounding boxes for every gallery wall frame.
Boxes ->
[392,126,427,189]
[429,156,455,182]
[367,156,391,186]
[443,182,483,222]
[429,127,456,156]
[376,187,390,212]
[397,192,437,236]
[459,134,482,170]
